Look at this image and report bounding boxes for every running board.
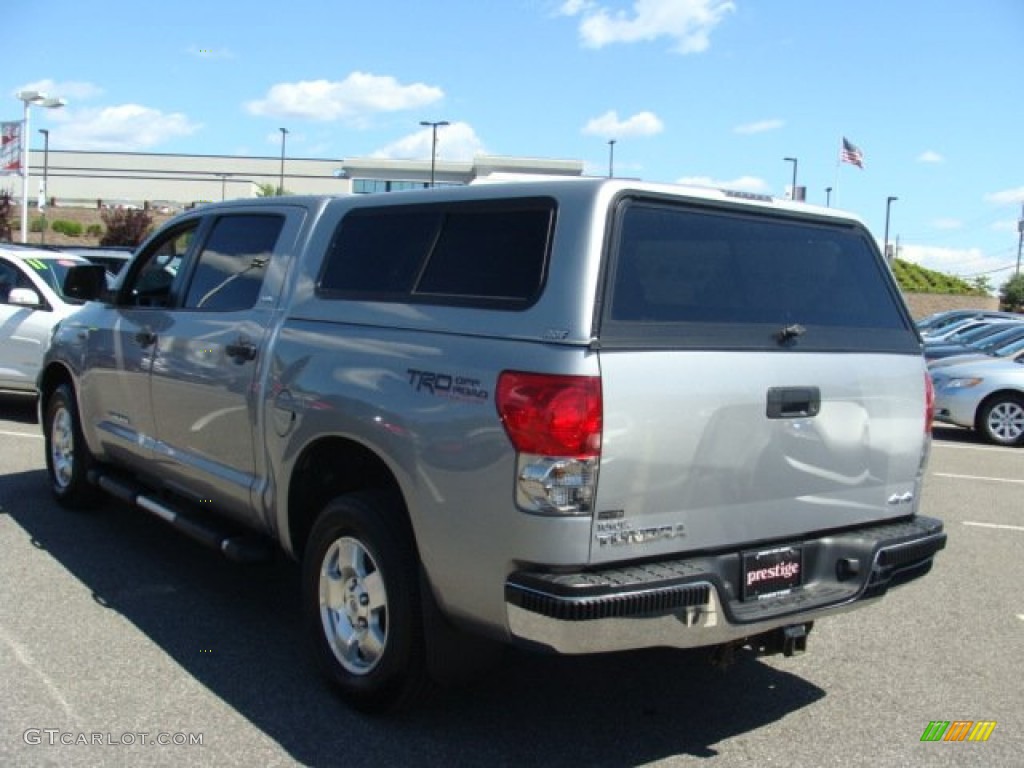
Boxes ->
[88,470,275,563]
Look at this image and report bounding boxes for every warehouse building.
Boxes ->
[11,149,584,211]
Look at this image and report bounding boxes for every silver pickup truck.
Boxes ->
[40,179,945,712]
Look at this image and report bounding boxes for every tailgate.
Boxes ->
[591,350,928,564]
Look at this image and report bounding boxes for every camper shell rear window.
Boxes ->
[600,197,918,353]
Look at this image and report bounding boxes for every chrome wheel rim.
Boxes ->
[319,536,388,675]
[50,406,75,490]
[987,401,1024,443]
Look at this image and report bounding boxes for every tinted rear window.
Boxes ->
[318,198,554,308]
[601,200,916,352]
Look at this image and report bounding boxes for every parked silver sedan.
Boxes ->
[931,351,1024,446]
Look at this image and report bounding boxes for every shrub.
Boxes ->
[51,219,83,237]
[30,217,46,233]
[0,189,13,241]
[100,207,153,247]
[86,224,103,237]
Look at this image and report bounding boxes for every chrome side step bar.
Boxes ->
[89,470,274,563]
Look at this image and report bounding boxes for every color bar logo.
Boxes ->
[920,721,996,742]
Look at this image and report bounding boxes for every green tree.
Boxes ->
[255,183,291,197]
[970,275,993,295]
[999,273,1024,311]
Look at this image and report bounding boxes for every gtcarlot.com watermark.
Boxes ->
[24,729,203,747]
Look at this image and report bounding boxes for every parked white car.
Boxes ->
[0,246,92,394]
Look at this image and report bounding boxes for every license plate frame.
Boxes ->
[741,545,803,600]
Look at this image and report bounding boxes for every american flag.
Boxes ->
[840,137,864,169]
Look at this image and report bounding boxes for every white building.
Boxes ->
[15,149,584,210]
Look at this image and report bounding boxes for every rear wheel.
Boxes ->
[977,394,1024,446]
[302,491,429,713]
[43,383,99,508]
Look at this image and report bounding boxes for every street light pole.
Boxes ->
[783,157,798,201]
[16,90,65,243]
[278,128,288,195]
[216,173,230,201]
[825,187,832,207]
[1015,203,1022,277]
[884,196,898,262]
[419,120,449,187]
[608,139,616,178]
[39,128,49,244]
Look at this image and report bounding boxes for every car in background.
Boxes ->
[53,245,134,278]
[924,320,1024,360]
[928,333,1024,371]
[916,309,1020,336]
[931,350,1024,446]
[0,246,95,394]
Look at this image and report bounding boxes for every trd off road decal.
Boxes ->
[406,369,489,403]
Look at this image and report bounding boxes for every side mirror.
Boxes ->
[7,287,43,308]
[63,264,108,302]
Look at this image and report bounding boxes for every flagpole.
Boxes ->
[833,135,842,208]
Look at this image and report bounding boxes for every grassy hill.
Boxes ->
[890,258,986,295]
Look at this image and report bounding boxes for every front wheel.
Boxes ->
[43,383,99,508]
[978,394,1024,446]
[302,491,428,713]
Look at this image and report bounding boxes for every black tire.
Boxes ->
[302,491,429,713]
[977,394,1024,447]
[43,383,100,508]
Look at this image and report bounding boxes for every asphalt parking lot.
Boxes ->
[0,395,1021,767]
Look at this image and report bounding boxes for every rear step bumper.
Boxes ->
[88,470,274,563]
[505,516,945,654]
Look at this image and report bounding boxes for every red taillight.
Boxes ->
[924,372,935,433]
[496,372,602,458]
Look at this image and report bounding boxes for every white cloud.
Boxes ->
[985,186,1024,206]
[992,219,1019,233]
[899,243,1006,279]
[48,105,200,151]
[246,72,443,123]
[371,121,486,162]
[558,0,594,14]
[583,110,664,138]
[561,0,735,54]
[917,150,944,164]
[15,79,102,102]
[930,218,962,230]
[734,118,784,135]
[676,175,769,193]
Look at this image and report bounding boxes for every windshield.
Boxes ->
[994,336,1024,357]
[22,256,86,303]
[977,326,1024,352]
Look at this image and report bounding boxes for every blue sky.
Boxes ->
[6,0,1023,287]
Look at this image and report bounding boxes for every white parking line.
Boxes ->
[963,521,1024,532]
[933,472,1024,485]
[0,430,43,439]
[932,441,1021,454]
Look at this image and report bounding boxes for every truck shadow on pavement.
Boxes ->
[1,465,825,766]
[0,395,39,425]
